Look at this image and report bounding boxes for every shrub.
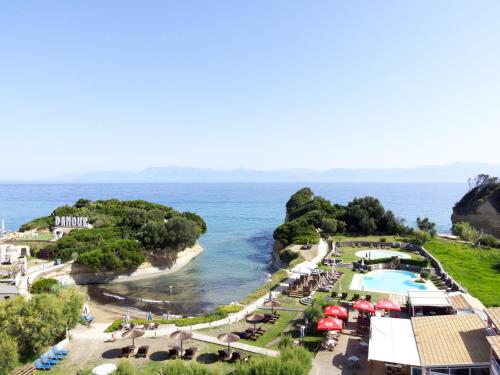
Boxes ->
[400,258,429,267]
[114,360,136,375]
[279,248,299,265]
[409,230,431,245]
[160,360,221,375]
[234,346,312,375]
[30,278,59,294]
[0,332,19,375]
[379,237,387,242]
[278,333,293,349]
[480,234,500,248]
[452,221,480,242]
[420,270,430,279]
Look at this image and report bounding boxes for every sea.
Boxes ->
[0,183,467,315]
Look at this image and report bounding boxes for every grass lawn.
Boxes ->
[424,238,500,307]
[199,309,301,349]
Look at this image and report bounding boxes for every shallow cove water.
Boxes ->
[0,183,466,315]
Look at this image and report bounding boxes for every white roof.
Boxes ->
[408,290,451,307]
[368,317,420,366]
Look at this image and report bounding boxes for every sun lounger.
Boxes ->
[35,359,53,371]
[182,347,197,360]
[52,346,69,356]
[228,351,241,362]
[136,345,149,358]
[218,349,230,361]
[169,348,180,358]
[121,346,134,358]
[41,354,59,366]
[48,350,65,360]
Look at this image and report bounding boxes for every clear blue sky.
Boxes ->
[1,1,499,180]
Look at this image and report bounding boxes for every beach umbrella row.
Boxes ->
[122,329,145,348]
[218,333,240,353]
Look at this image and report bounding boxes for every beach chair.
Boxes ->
[48,350,65,360]
[136,345,149,358]
[228,351,241,363]
[168,348,180,358]
[182,347,197,360]
[121,346,134,358]
[41,355,59,366]
[35,359,53,371]
[218,349,230,361]
[52,346,69,356]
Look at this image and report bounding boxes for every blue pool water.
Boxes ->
[0,183,462,313]
[355,250,411,260]
[361,270,430,294]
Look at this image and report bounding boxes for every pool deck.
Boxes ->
[349,271,437,295]
[354,249,411,259]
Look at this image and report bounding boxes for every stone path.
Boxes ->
[191,332,279,357]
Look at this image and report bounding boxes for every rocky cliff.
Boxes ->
[452,179,500,237]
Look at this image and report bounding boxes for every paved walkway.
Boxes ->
[192,332,279,357]
[17,261,74,296]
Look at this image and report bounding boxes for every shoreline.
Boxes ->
[46,242,203,285]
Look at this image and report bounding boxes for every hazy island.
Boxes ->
[19,198,207,282]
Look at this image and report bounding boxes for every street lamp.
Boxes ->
[167,285,173,320]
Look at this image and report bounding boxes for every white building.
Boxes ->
[0,244,30,264]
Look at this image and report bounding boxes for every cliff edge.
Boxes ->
[452,175,500,237]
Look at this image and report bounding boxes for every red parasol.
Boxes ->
[353,299,375,314]
[316,317,343,331]
[375,299,401,311]
[324,305,348,319]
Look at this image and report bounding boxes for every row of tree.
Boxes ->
[0,287,84,375]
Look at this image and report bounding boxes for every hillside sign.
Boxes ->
[54,216,89,228]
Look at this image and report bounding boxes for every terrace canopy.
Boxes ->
[408,290,452,316]
[368,317,420,366]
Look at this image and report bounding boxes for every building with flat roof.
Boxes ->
[408,290,453,317]
[0,284,20,299]
[412,314,490,375]
[485,307,500,334]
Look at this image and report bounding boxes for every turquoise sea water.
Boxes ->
[361,270,429,294]
[0,183,465,314]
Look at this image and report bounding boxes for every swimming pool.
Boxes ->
[355,249,411,260]
[350,270,434,294]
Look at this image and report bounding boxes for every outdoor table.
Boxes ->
[92,363,117,375]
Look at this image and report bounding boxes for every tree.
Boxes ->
[410,230,431,245]
[0,332,19,375]
[416,217,437,237]
[468,174,499,191]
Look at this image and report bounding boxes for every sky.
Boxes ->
[1,1,500,180]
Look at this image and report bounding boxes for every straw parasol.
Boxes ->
[122,329,145,348]
[263,299,281,315]
[217,333,240,353]
[316,317,343,331]
[246,313,265,330]
[170,330,193,353]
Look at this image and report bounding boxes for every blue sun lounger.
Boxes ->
[52,346,69,356]
[35,359,53,371]
[41,354,59,366]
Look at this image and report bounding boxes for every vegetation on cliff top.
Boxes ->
[454,174,500,215]
[20,199,206,272]
[274,187,411,246]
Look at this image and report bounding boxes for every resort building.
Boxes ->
[408,290,453,317]
[486,336,500,375]
[368,314,492,375]
[0,283,20,299]
[412,314,490,375]
[0,244,30,264]
[485,308,500,334]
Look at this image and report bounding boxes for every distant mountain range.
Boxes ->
[46,162,500,183]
